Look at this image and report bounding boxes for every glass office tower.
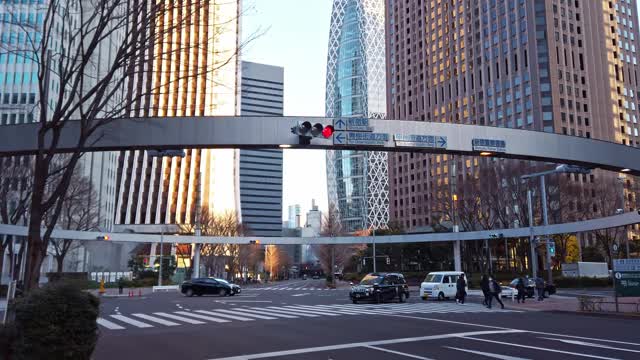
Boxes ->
[325,0,388,232]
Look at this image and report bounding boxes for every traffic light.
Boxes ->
[291,121,334,145]
[249,240,261,245]
[548,241,556,257]
[96,235,110,241]
[362,258,366,266]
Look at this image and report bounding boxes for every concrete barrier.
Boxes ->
[152,285,179,292]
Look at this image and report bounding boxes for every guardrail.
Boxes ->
[152,285,179,292]
[578,296,640,313]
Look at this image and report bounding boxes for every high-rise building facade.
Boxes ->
[287,204,301,229]
[386,0,639,240]
[239,61,284,237]
[325,0,389,233]
[115,0,241,227]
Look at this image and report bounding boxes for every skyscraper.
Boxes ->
[239,61,284,237]
[386,0,639,241]
[115,0,241,227]
[287,204,301,229]
[325,0,388,233]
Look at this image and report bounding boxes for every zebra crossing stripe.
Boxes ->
[97,317,125,330]
[232,308,298,319]
[258,307,320,317]
[279,305,341,317]
[195,310,254,321]
[110,314,153,328]
[131,313,180,326]
[302,305,364,315]
[215,309,278,320]
[174,311,230,323]
[153,312,206,324]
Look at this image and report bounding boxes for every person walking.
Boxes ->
[515,276,526,304]
[487,276,504,309]
[480,274,490,306]
[456,273,467,305]
[535,276,545,301]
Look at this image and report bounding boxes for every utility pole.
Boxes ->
[372,228,376,273]
[527,190,538,279]
[158,226,164,286]
[540,176,553,285]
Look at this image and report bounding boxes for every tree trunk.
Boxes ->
[25,155,48,290]
[0,246,5,286]
[56,256,64,273]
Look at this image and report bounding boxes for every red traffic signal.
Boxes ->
[322,125,335,139]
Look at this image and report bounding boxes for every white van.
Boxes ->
[420,271,467,301]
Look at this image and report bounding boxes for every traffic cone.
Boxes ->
[128,290,132,297]
[138,289,142,297]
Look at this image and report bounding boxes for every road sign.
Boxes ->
[472,138,506,152]
[613,259,640,298]
[333,118,372,132]
[333,132,346,145]
[613,259,640,272]
[333,119,347,131]
[613,243,619,253]
[394,134,448,149]
[346,132,388,146]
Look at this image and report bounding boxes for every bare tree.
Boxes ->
[0,157,33,284]
[49,168,99,273]
[312,204,364,276]
[264,245,291,280]
[0,0,257,290]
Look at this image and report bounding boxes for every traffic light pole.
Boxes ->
[372,229,376,273]
[540,176,553,285]
[158,227,164,287]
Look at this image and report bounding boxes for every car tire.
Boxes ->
[352,299,358,304]
[230,292,236,296]
[224,289,231,297]
[437,292,445,301]
[185,288,194,297]
[398,292,406,303]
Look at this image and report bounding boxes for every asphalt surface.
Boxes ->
[92,279,640,360]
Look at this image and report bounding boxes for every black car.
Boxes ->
[181,278,241,297]
[509,278,556,298]
[349,273,410,304]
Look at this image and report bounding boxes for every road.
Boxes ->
[94,279,640,360]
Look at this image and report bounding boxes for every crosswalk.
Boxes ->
[97,302,519,331]
[245,286,341,291]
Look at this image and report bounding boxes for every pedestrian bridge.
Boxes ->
[0,116,639,175]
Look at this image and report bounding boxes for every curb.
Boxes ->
[547,310,640,320]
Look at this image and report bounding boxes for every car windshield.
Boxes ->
[214,278,229,284]
[424,274,443,283]
[360,275,383,285]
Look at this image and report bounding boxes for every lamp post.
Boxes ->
[522,164,590,285]
[617,175,630,259]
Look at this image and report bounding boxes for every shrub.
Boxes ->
[0,324,17,359]
[11,282,100,359]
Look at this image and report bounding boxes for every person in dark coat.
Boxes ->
[487,276,504,309]
[535,277,545,301]
[456,273,467,304]
[480,274,490,306]
[515,277,526,304]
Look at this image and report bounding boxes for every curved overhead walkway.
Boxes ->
[0,116,638,175]
[1,211,638,245]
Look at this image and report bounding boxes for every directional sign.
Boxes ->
[614,259,640,272]
[333,132,346,145]
[333,118,372,132]
[347,132,388,146]
[394,134,448,149]
[472,138,507,152]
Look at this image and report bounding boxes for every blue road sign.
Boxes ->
[333,132,346,145]
[334,119,347,131]
[347,132,388,146]
[394,134,448,149]
[437,136,447,148]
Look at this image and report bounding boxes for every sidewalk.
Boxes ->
[503,295,640,314]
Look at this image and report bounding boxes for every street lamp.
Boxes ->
[521,164,591,284]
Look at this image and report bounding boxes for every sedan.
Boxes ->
[181,278,241,297]
[508,278,556,298]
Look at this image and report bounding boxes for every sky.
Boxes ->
[241,0,333,224]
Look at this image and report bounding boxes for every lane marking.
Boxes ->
[109,315,153,328]
[445,346,531,360]
[213,309,277,320]
[174,311,230,323]
[215,300,273,303]
[97,318,125,330]
[131,313,180,326]
[258,307,320,317]
[384,313,640,347]
[229,308,298,319]
[539,337,640,353]
[207,330,523,360]
[463,337,622,360]
[279,305,341,316]
[365,345,434,359]
[291,293,310,297]
[153,312,205,324]
[195,310,255,322]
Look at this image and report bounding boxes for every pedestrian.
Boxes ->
[487,276,504,309]
[456,273,467,305]
[118,277,124,295]
[535,276,545,301]
[480,274,490,306]
[515,276,526,304]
